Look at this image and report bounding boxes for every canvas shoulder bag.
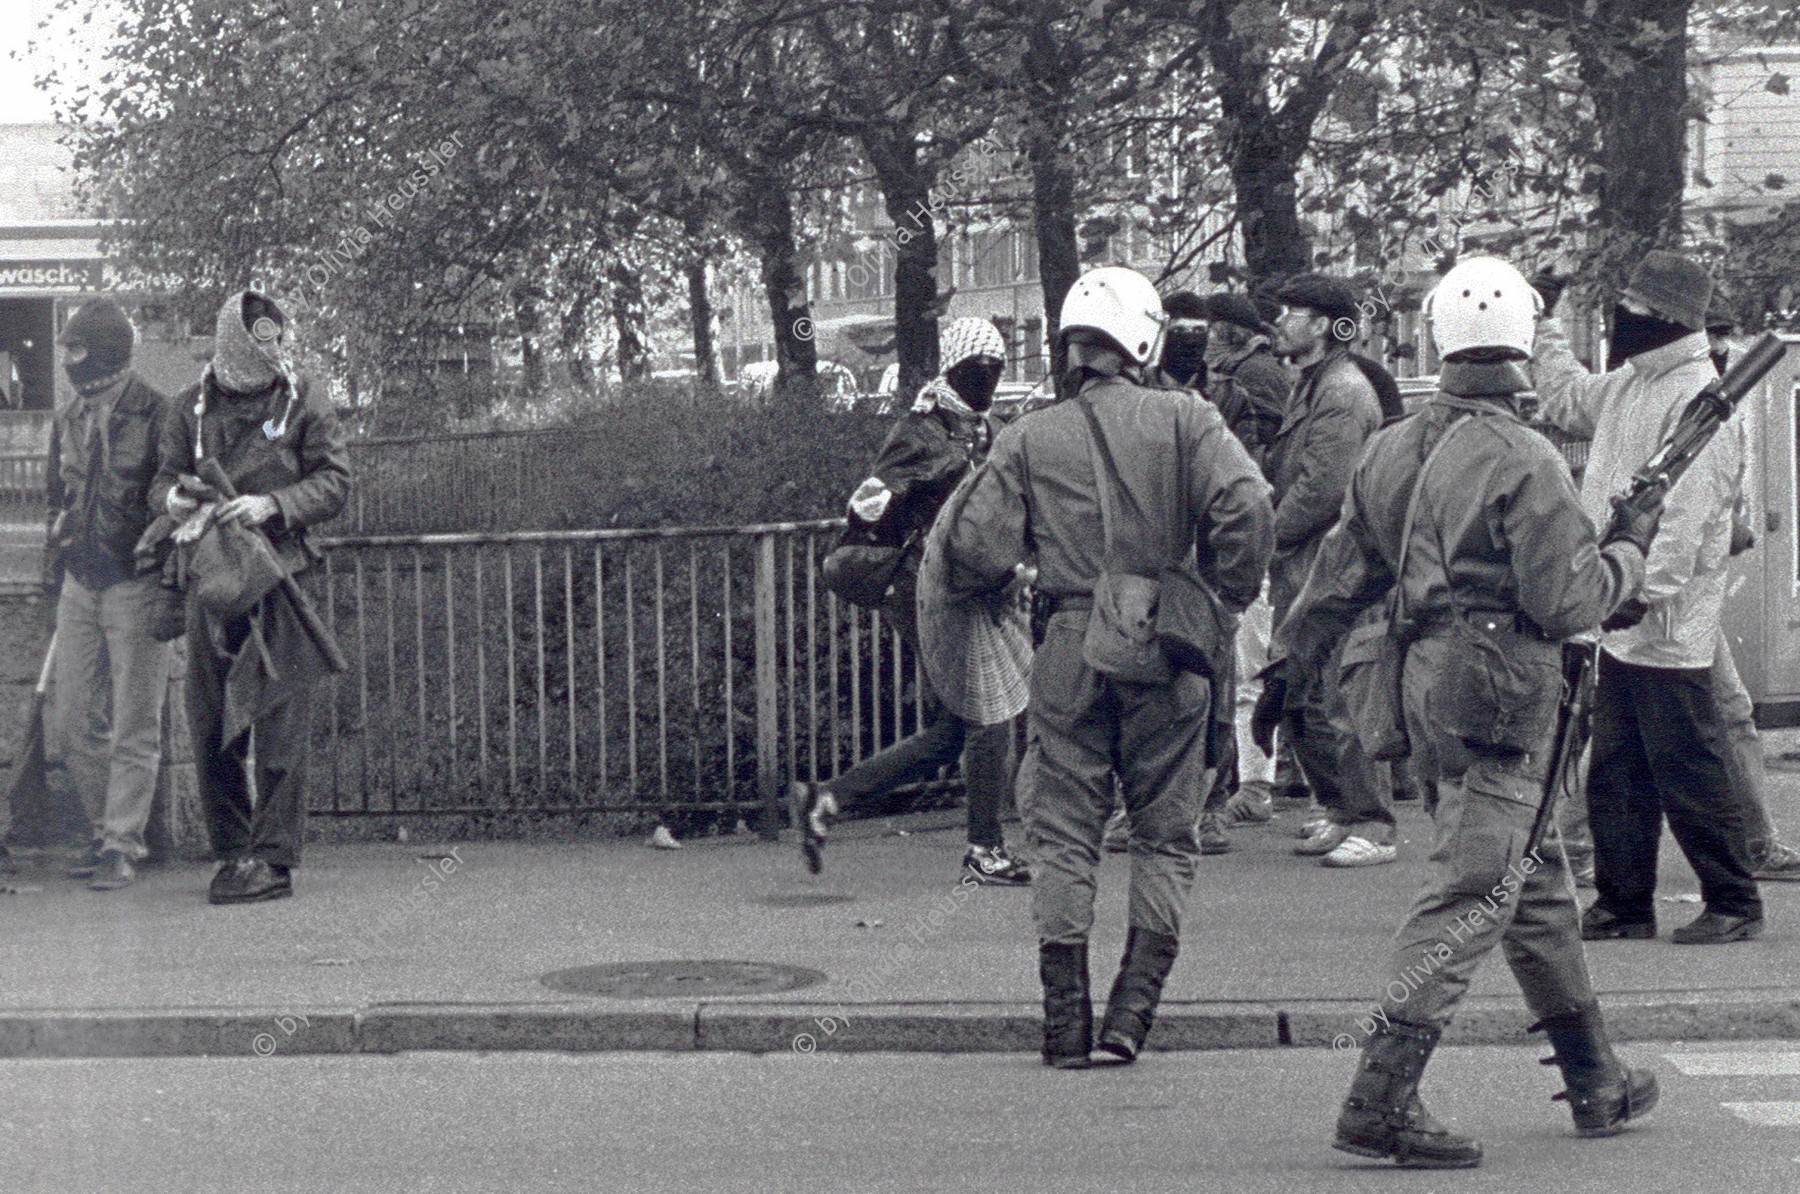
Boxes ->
[1337,414,1469,760]
[1075,392,1232,684]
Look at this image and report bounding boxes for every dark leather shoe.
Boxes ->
[1580,907,1655,941]
[1670,909,1763,945]
[211,859,292,904]
[208,860,247,904]
[89,850,135,891]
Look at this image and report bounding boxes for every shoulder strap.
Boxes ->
[1075,392,1124,569]
[1394,413,1474,625]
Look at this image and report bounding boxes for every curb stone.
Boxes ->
[0,992,1793,1059]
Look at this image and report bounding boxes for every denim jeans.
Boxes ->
[48,575,173,860]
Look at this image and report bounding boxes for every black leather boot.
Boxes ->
[1334,1019,1483,1168]
[1094,927,1179,1064]
[1530,1003,1660,1136]
[1039,941,1092,1069]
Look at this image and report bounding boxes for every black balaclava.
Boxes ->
[1160,327,1206,386]
[61,301,135,395]
[945,354,1004,413]
[1607,305,1689,370]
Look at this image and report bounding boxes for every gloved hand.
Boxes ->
[1600,489,1664,555]
[1250,660,1290,758]
[986,562,1037,624]
[1601,597,1649,632]
[217,493,280,527]
[1529,269,1567,315]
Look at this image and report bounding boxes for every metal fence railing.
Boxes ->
[309,519,930,828]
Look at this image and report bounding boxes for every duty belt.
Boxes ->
[1424,606,1552,641]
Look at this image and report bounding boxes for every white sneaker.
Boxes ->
[1320,835,1396,868]
[647,825,682,850]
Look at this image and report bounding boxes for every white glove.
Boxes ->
[166,487,199,519]
[849,477,893,523]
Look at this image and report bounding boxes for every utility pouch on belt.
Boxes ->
[1434,613,1561,755]
[1075,391,1230,685]
[1336,415,1473,760]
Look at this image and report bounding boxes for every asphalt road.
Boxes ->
[3,1042,1797,1193]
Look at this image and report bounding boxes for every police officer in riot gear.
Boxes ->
[1261,257,1661,1166]
[942,267,1272,1068]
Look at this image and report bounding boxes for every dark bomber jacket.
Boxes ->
[47,373,169,590]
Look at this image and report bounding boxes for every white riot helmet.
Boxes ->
[1425,256,1543,360]
[1058,266,1166,365]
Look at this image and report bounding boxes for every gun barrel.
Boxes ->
[1718,333,1787,406]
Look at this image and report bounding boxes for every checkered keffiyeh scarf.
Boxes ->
[911,318,1007,417]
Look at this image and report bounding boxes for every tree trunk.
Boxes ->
[1571,0,1691,291]
[511,289,544,394]
[865,134,941,400]
[743,169,820,406]
[1021,22,1080,394]
[561,290,595,389]
[608,260,652,383]
[686,257,721,388]
[1228,126,1311,285]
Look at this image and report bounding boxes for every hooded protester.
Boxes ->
[43,298,174,890]
[1532,249,1764,946]
[792,317,1033,888]
[941,267,1272,1069]
[1264,256,1662,1168]
[151,290,350,905]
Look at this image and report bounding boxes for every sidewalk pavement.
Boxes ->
[1,787,1797,1059]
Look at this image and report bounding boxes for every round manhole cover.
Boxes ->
[540,960,827,998]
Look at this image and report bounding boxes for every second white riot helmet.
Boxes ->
[1425,256,1542,360]
[1058,266,1166,365]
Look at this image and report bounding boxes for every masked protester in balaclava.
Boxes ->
[1605,255,1710,370]
[1157,291,1209,389]
[151,287,350,908]
[795,317,1034,888]
[1532,249,1767,950]
[42,298,177,891]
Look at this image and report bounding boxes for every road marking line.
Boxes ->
[1722,1102,1800,1127]
[1666,1053,1800,1077]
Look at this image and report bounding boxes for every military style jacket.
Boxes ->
[47,373,169,590]
[151,370,351,574]
[941,371,1272,620]
[1273,365,1645,681]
